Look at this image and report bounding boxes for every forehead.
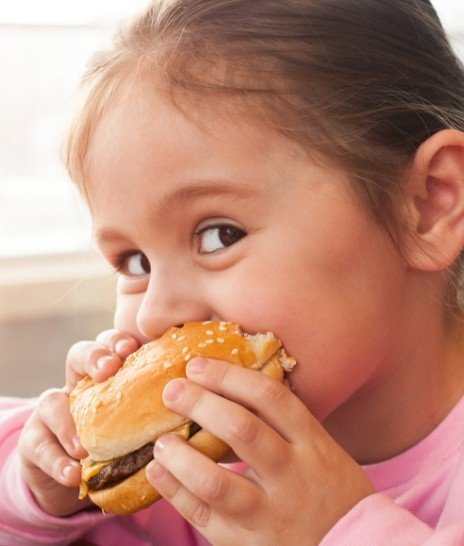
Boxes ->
[84,82,307,201]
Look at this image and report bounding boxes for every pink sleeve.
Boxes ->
[0,397,107,545]
[320,494,464,546]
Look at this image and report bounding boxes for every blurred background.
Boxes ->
[1,0,463,397]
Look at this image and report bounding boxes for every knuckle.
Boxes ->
[38,391,67,419]
[86,344,109,363]
[163,484,180,502]
[54,424,73,451]
[36,398,51,419]
[18,413,42,455]
[95,329,136,352]
[217,361,233,387]
[95,329,117,345]
[226,411,258,444]
[38,389,67,407]
[202,470,231,503]
[18,426,32,457]
[66,341,92,363]
[34,438,51,461]
[34,439,58,475]
[188,501,211,528]
[51,458,67,481]
[256,376,286,404]
[188,386,207,415]
[268,443,294,475]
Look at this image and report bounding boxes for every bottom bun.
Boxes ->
[88,352,284,515]
[89,429,230,515]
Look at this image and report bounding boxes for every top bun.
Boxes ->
[70,321,295,461]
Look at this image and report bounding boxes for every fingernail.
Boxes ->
[187,357,208,374]
[115,339,134,356]
[148,461,166,479]
[155,438,165,453]
[163,380,185,403]
[155,434,174,452]
[62,462,79,480]
[97,355,114,370]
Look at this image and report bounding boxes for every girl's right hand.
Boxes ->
[18,330,140,517]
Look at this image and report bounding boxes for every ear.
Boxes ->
[402,129,464,272]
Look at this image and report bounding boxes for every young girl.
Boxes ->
[1,0,464,544]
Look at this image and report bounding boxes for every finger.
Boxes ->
[37,390,87,459]
[186,358,315,443]
[65,341,123,388]
[95,329,139,359]
[151,433,260,515]
[146,457,214,530]
[19,417,82,487]
[162,379,292,481]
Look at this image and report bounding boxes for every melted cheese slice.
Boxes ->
[79,460,109,499]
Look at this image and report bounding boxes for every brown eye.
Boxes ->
[123,252,151,276]
[197,224,246,254]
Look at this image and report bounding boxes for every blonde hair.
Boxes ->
[66,0,464,311]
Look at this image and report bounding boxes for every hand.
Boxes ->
[65,329,139,391]
[146,357,375,545]
[18,388,92,516]
[18,330,140,516]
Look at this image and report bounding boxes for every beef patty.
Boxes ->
[88,423,202,490]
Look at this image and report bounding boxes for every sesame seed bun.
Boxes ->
[70,322,296,515]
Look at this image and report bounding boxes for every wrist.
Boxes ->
[32,488,95,518]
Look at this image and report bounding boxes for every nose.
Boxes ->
[135,263,216,341]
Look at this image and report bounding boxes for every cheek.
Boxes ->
[215,225,406,420]
[113,292,146,343]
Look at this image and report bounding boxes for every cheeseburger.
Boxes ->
[70,321,296,515]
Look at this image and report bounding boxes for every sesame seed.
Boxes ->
[202,320,212,325]
[116,392,122,401]
[198,342,207,348]
[206,339,214,344]
[219,325,227,331]
[171,333,178,339]
[177,336,186,342]
[217,337,225,343]
[184,354,191,361]
[231,348,239,355]
[206,330,214,335]
[182,346,189,354]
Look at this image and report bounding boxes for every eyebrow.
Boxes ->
[155,179,263,215]
[95,179,264,244]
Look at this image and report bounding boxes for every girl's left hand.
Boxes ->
[146,357,375,545]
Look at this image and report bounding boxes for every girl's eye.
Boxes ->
[118,252,151,276]
[195,224,246,254]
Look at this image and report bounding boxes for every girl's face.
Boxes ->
[86,84,410,422]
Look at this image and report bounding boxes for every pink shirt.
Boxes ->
[1,395,464,545]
